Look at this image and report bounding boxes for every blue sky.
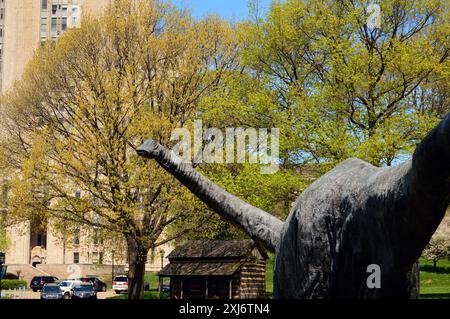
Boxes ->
[172,0,272,20]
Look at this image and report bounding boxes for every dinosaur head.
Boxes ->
[137,139,161,159]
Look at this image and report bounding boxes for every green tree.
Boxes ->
[0,0,237,299]
[234,0,449,166]
[0,231,8,252]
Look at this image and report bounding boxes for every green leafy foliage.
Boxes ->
[0,280,27,290]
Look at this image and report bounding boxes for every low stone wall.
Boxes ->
[36,264,126,281]
[6,264,51,286]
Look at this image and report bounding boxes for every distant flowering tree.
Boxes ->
[422,216,450,268]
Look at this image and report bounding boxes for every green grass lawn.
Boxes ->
[108,291,161,300]
[107,257,450,299]
[420,259,450,299]
[265,255,274,299]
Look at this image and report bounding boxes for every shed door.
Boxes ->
[182,278,206,299]
[207,277,230,299]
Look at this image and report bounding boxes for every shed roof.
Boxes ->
[159,262,241,276]
[166,240,262,260]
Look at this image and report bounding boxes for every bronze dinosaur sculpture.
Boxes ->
[137,113,450,298]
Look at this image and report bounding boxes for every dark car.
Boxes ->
[160,284,170,293]
[30,276,59,292]
[40,284,63,300]
[80,277,107,292]
[4,272,19,280]
[72,283,97,299]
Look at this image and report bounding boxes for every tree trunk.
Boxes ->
[433,259,437,270]
[127,238,149,300]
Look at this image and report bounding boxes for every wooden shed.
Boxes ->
[158,240,268,299]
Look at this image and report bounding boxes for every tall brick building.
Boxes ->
[0,0,114,93]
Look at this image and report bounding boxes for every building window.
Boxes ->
[73,252,80,264]
[52,5,58,15]
[51,17,57,36]
[61,17,67,31]
[93,229,104,246]
[93,252,98,264]
[41,0,47,10]
[71,6,80,27]
[40,17,47,37]
[93,229,99,245]
[93,252,104,265]
[73,227,80,245]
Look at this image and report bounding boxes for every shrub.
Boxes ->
[0,279,27,290]
[159,291,170,299]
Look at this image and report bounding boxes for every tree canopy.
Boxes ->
[207,0,449,167]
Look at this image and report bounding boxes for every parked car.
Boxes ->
[59,280,82,299]
[112,275,150,294]
[4,272,19,280]
[72,283,97,299]
[112,275,128,294]
[40,284,63,300]
[80,276,107,292]
[30,276,59,292]
[160,284,170,293]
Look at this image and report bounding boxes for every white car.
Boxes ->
[112,275,150,294]
[58,280,82,299]
[112,276,128,294]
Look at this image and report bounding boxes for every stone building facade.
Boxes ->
[0,0,113,94]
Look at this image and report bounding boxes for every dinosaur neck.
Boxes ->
[411,113,450,201]
[383,113,450,266]
[137,140,284,252]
